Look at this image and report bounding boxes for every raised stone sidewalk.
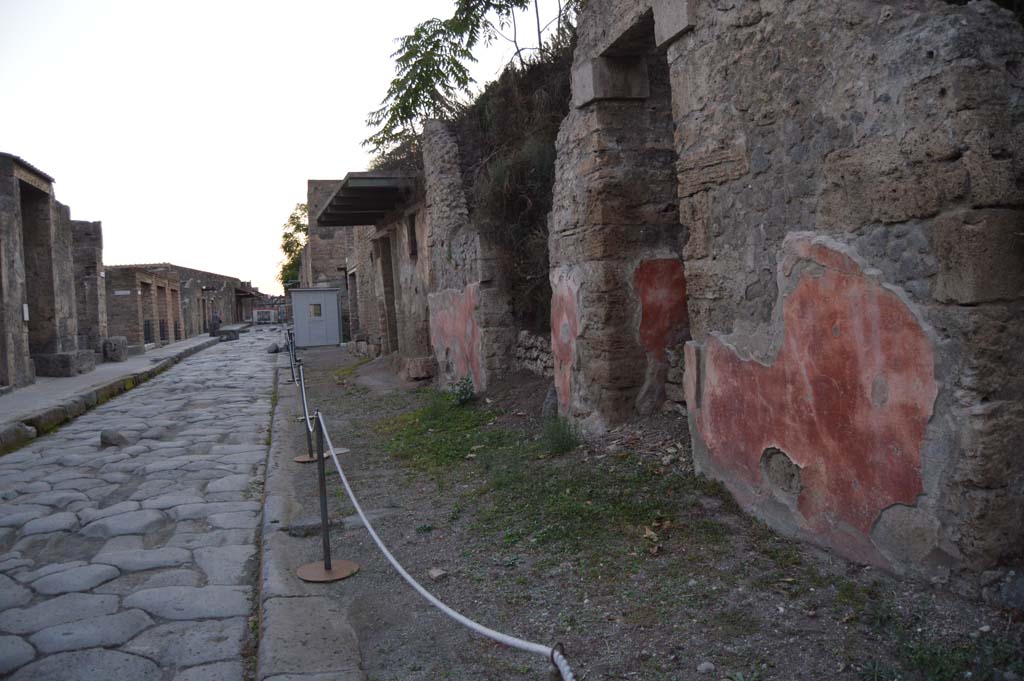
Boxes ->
[0,333,275,679]
[0,335,220,454]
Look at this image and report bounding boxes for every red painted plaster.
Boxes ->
[696,240,937,544]
[633,259,689,361]
[428,284,484,390]
[551,278,580,415]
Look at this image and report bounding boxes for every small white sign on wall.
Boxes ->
[113,290,132,296]
[22,304,29,322]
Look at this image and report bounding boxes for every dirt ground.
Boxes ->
[281,345,1023,681]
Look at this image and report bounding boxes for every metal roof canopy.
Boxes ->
[316,171,416,227]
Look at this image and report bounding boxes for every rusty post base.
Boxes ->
[296,560,360,583]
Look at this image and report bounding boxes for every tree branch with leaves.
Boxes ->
[277,203,308,290]
[365,0,580,155]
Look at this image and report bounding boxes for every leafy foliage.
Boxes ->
[277,203,308,289]
[365,0,580,154]
[456,39,574,331]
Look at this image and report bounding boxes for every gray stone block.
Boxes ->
[30,564,119,595]
[123,586,251,620]
[9,649,160,681]
[93,547,192,572]
[102,336,129,362]
[29,609,153,653]
[123,618,246,667]
[80,509,166,537]
[0,593,118,634]
[172,661,245,681]
[0,575,32,610]
[20,512,78,536]
[0,635,34,675]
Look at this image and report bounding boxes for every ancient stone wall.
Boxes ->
[349,224,382,356]
[124,264,236,338]
[71,220,107,353]
[105,266,182,350]
[0,156,35,388]
[0,155,93,379]
[550,8,687,432]
[559,0,1024,601]
[512,329,553,378]
[423,121,517,390]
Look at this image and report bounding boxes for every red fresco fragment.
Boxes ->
[429,284,484,390]
[633,259,689,361]
[697,242,937,537]
[551,278,579,415]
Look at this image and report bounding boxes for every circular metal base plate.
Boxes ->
[296,560,360,583]
[293,448,350,464]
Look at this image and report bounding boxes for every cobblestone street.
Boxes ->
[0,335,274,680]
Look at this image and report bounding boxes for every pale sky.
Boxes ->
[0,0,562,294]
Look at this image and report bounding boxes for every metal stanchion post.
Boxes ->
[296,410,359,583]
[293,362,349,464]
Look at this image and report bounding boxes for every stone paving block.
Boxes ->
[11,560,87,584]
[29,609,153,653]
[0,593,118,634]
[0,508,49,529]
[205,474,252,493]
[28,491,89,507]
[20,512,78,536]
[30,564,119,595]
[259,597,363,679]
[80,509,167,537]
[77,501,140,524]
[170,501,261,520]
[0,635,35,675]
[209,512,260,529]
[194,545,255,585]
[0,574,32,610]
[93,547,192,572]
[141,493,205,510]
[123,585,251,620]
[172,660,245,681]
[122,617,246,666]
[52,478,107,492]
[166,529,255,550]
[9,648,161,681]
[94,568,203,595]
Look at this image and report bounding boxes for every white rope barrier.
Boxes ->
[316,410,576,681]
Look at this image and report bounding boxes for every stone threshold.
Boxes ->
[0,338,220,455]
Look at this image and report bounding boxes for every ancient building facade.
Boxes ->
[549,0,1024,600]
[105,266,183,351]
[129,264,257,336]
[0,153,98,386]
[306,0,1022,600]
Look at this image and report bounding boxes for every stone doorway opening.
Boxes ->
[18,181,55,362]
[375,236,400,354]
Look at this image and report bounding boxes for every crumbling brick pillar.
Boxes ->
[549,10,687,433]
[71,220,107,354]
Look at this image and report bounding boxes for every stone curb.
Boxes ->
[0,338,220,455]
[257,357,367,681]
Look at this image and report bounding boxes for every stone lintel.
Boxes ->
[652,0,696,48]
[572,56,650,109]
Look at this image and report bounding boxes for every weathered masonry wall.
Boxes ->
[423,121,518,391]
[105,266,183,350]
[134,263,252,337]
[72,220,107,354]
[0,153,95,384]
[558,0,1024,602]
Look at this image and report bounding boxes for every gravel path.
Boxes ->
[0,334,275,680]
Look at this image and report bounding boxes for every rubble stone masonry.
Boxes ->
[554,0,1024,603]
